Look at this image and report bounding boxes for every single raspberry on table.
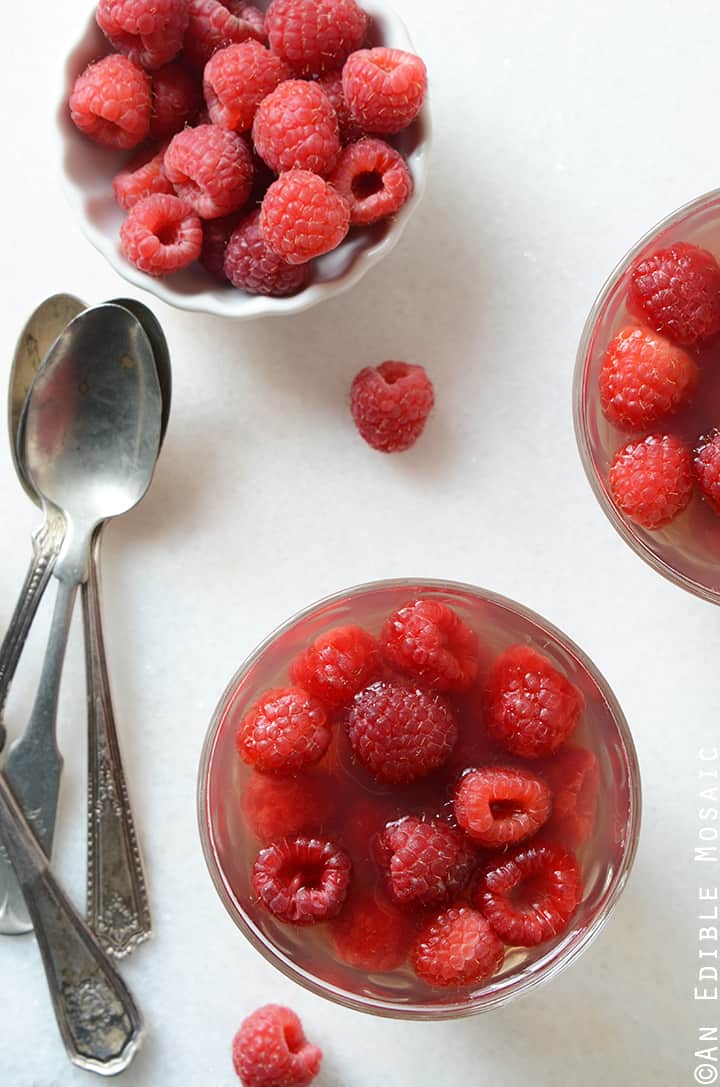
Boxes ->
[253,81,340,177]
[69,55,151,149]
[343,48,427,135]
[540,746,599,848]
[150,62,202,139]
[693,430,720,515]
[608,433,693,529]
[113,142,173,211]
[350,362,435,454]
[413,907,504,988]
[204,41,290,133]
[164,124,254,218]
[265,0,368,77]
[347,682,457,785]
[317,72,364,143]
[199,211,242,279]
[224,211,310,295]
[329,138,412,226]
[261,171,350,264]
[454,766,552,848]
[473,842,583,947]
[232,1005,321,1087]
[628,241,720,345]
[380,599,478,692]
[236,686,331,774]
[290,625,379,709]
[97,0,189,70]
[328,889,414,971]
[251,836,351,924]
[486,645,583,759]
[120,193,202,275]
[599,325,698,430]
[242,771,335,843]
[376,815,474,908]
[184,0,266,70]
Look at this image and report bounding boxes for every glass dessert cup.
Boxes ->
[197,579,641,1020]
[574,188,720,604]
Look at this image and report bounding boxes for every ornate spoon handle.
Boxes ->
[84,528,151,958]
[0,768,144,1074]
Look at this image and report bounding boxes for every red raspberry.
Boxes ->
[232,1005,321,1087]
[540,746,599,849]
[251,836,351,923]
[164,124,253,218]
[328,890,414,971]
[96,0,189,70]
[599,325,698,430]
[473,842,583,947]
[413,907,504,988]
[317,72,364,143]
[350,362,435,454]
[343,48,427,135]
[608,433,693,529]
[113,142,173,211]
[199,211,241,279]
[253,81,340,177]
[184,0,266,70]
[204,42,289,133]
[376,816,474,908]
[242,771,334,843]
[120,193,202,275]
[380,599,478,692]
[223,210,310,295]
[347,682,457,785]
[265,0,368,77]
[454,767,552,848]
[693,430,720,515]
[628,241,720,345]
[235,687,331,774]
[150,62,201,139]
[486,645,582,760]
[261,171,350,264]
[69,55,151,150]
[329,138,412,226]
[290,625,379,709]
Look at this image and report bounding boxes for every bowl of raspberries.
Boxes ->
[60,0,430,317]
[198,579,640,1017]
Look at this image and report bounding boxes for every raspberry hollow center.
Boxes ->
[351,170,384,199]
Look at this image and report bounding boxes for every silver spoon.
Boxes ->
[0,305,162,932]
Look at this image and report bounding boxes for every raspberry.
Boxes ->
[164,124,253,218]
[329,138,412,226]
[232,1005,321,1087]
[113,142,173,211]
[290,625,379,709]
[454,767,552,848]
[599,325,698,430]
[540,746,599,848]
[204,42,290,132]
[380,599,478,691]
[265,0,368,77]
[253,81,340,177]
[224,211,310,295]
[343,48,427,135]
[413,907,504,989]
[628,241,720,345]
[486,646,583,760]
[350,362,435,454]
[69,55,151,150]
[242,771,334,843]
[150,62,202,139]
[473,842,583,947]
[184,0,266,70]
[96,0,189,70]
[235,687,331,774]
[347,682,457,785]
[199,211,242,279]
[120,193,202,275]
[328,890,414,971]
[317,72,364,143]
[251,836,351,923]
[376,816,474,908]
[261,171,350,264]
[608,433,693,529]
[694,430,720,515]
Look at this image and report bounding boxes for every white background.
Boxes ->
[0,0,718,1083]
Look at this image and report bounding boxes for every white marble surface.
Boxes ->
[0,1,718,1083]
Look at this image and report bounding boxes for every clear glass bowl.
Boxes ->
[574,188,720,604]
[197,579,641,1020]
